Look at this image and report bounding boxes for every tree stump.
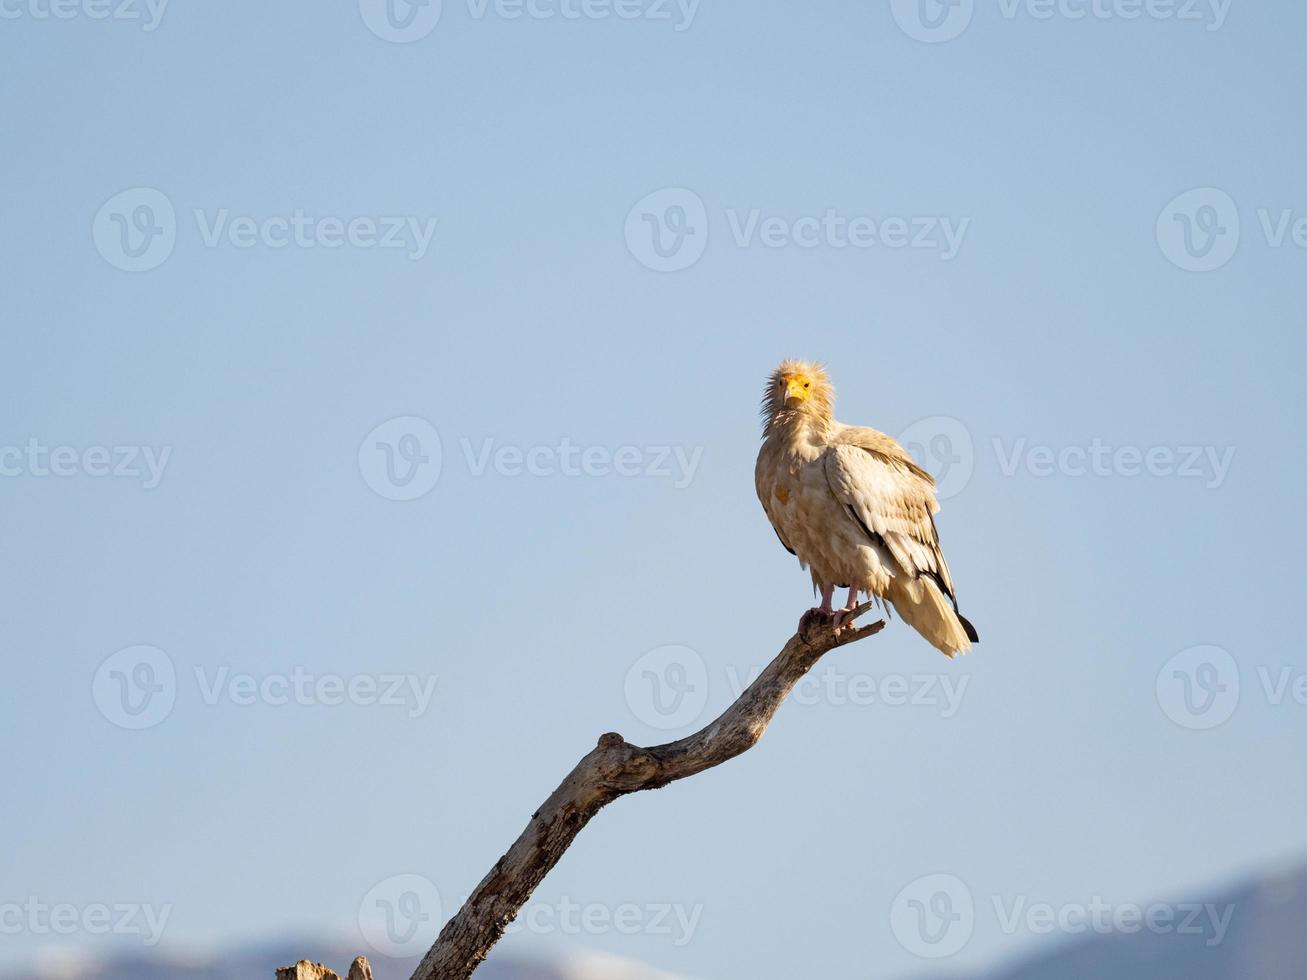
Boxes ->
[276,957,373,980]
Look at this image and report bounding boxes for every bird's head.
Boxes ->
[762,360,835,431]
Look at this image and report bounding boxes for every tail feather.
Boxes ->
[958,612,980,644]
[889,577,977,658]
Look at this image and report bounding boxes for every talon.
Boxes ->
[831,587,861,633]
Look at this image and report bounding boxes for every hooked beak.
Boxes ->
[784,378,806,404]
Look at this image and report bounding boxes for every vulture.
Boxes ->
[756,360,979,657]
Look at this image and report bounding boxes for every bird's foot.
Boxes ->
[800,585,839,634]
[800,608,855,635]
[831,589,862,633]
[832,604,861,633]
[799,602,886,643]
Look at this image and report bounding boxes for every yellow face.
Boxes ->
[780,373,815,405]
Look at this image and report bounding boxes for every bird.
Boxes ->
[755,359,979,657]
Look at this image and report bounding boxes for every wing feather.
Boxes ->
[822,428,958,603]
[755,444,798,558]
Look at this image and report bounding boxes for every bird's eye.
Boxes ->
[803,382,810,389]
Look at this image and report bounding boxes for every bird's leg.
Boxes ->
[817,583,835,615]
[832,586,861,631]
[799,583,836,632]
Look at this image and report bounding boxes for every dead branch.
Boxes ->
[409,605,885,980]
[278,607,883,979]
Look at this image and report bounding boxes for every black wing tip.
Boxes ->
[845,505,886,549]
[958,613,979,644]
[845,503,976,643]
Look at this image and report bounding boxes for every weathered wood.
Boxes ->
[411,606,885,980]
[276,957,372,980]
[278,608,883,980]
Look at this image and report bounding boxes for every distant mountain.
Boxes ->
[8,861,1305,980]
[8,939,416,980]
[969,860,1307,980]
[6,943,691,980]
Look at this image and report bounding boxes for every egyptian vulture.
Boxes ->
[755,360,979,657]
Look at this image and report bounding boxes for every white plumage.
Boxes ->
[755,360,978,657]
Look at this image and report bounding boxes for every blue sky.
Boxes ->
[2,1,1305,977]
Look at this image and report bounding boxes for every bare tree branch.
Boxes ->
[410,605,886,980]
[277,607,884,980]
